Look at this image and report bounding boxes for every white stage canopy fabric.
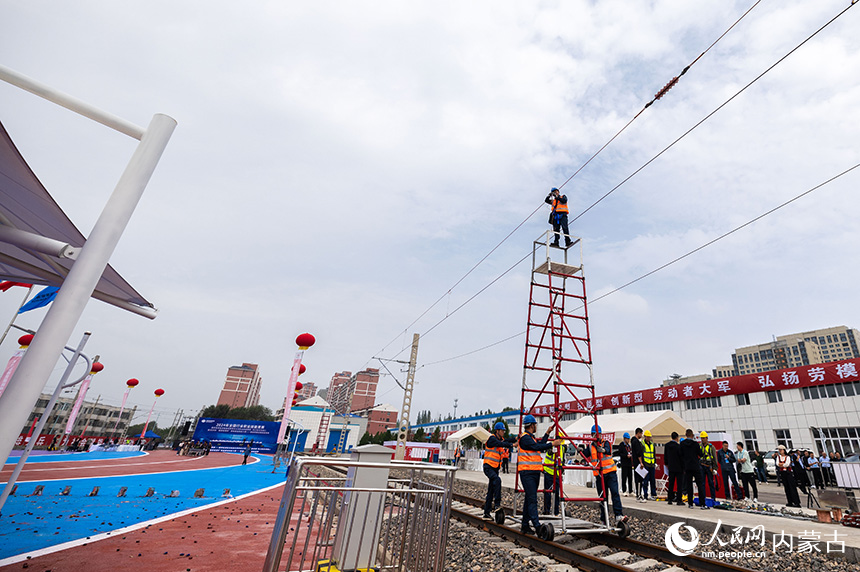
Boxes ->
[0,119,156,318]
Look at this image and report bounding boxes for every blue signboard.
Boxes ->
[192,418,280,453]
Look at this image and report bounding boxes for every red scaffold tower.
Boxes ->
[513,231,628,539]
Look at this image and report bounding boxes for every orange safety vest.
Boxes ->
[483,443,503,469]
[552,198,569,214]
[590,442,617,476]
[518,433,544,472]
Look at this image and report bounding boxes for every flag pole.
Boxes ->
[0,286,34,347]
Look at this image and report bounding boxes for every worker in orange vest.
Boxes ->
[483,422,515,519]
[518,415,561,534]
[583,424,629,526]
[545,187,572,248]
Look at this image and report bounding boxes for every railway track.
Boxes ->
[450,493,758,572]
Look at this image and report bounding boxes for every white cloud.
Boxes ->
[1,0,859,426]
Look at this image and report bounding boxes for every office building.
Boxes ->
[216,363,262,408]
[327,368,380,414]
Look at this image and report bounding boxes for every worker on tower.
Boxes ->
[698,432,718,505]
[482,421,515,519]
[639,430,657,502]
[518,415,561,534]
[545,187,572,248]
[582,424,628,526]
[542,439,566,515]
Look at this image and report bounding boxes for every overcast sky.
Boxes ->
[1,1,859,428]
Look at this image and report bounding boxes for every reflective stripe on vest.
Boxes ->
[643,441,655,465]
[702,444,715,463]
[543,444,565,475]
[518,433,544,472]
[552,198,569,214]
[590,443,617,475]
[483,444,502,469]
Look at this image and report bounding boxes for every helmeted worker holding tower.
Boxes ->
[483,421,515,519]
[545,187,572,248]
[583,424,628,526]
[518,415,561,534]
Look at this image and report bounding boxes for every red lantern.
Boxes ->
[295,333,315,349]
[298,364,307,375]
[18,334,34,347]
[292,398,298,406]
[295,381,303,391]
[154,388,165,396]
[90,362,104,374]
[126,378,140,388]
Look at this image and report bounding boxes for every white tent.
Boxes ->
[443,425,492,447]
[563,410,689,444]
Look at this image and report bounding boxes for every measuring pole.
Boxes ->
[395,333,419,461]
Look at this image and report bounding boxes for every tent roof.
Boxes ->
[297,395,330,408]
[142,430,161,439]
[563,410,688,440]
[445,425,492,443]
[0,120,156,318]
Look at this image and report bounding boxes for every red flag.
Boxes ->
[0,281,33,292]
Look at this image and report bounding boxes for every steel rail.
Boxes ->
[451,492,758,572]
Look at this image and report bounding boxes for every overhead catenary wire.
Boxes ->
[395,0,838,360]
[424,159,860,367]
[554,0,762,194]
[368,3,762,366]
[571,0,857,224]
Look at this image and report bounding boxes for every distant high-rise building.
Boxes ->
[297,381,318,401]
[327,368,380,414]
[216,363,262,408]
[723,326,860,378]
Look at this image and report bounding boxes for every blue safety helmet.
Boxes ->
[523,414,537,425]
[494,422,506,431]
[591,424,602,434]
[623,432,630,439]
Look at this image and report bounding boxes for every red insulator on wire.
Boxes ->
[654,76,680,101]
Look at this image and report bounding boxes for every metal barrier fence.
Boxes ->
[262,449,456,572]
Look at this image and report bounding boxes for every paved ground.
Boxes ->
[3,453,859,571]
[0,450,288,566]
[456,468,860,553]
[1,450,242,482]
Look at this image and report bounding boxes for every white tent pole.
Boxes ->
[0,113,176,469]
[0,64,145,140]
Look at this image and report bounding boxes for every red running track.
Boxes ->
[0,487,285,572]
[0,451,243,482]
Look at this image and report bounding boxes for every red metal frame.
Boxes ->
[516,233,605,504]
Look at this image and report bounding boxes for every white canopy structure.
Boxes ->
[563,410,689,444]
[0,64,175,487]
[443,425,492,447]
[0,120,156,318]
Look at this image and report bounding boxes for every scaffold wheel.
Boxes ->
[537,522,555,542]
[616,519,631,538]
[494,508,506,525]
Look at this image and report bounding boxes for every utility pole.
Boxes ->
[453,398,458,419]
[395,333,419,461]
[166,408,183,443]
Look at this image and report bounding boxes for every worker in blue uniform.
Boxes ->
[518,415,561,534]
[483,421,515,519]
